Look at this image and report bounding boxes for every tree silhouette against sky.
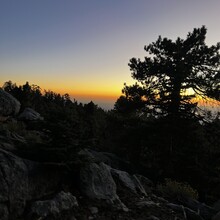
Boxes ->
[116,26,220,119]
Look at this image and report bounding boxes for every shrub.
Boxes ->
[157,178,198,200]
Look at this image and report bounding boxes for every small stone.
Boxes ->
[89,206,98,215]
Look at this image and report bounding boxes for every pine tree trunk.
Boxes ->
[170,79,181,117]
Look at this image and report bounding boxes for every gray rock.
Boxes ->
[80,162,117,200]
[7,131,26,143]
[18,107,43,121]
[0,149,28,219]
[111,168,148,197]
[136,200,159,209]
[89,206,98,214]
[133,174,148,196]
[167,203,185,212]
[0,142,15,152]
[133,174,153,193]
[79,162,127,211]
[78,148,130,171]
[151,194,168,203]
[29,191,78,219]
[177,197,217,219]
[0,149,68,219]
[111,168,138,194]
[185,207,205,220]
[167,203,204,220]
[0,89,20,116]
[78,148,100,163]
[54,191,78,209]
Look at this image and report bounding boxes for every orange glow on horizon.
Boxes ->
[48,87,121,102]
[70,92,119,101]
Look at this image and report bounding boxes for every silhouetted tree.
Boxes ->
[3,80,17,92]
[119,26,220,119]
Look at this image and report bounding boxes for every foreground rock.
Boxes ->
[79,162,128,211]
[0,146,216,220]
[0,149,67,220]
[176,197,217,220]
[0,89,20,117]
[28,191,78,220]
[0,149,28,219]
[167,203,204,220]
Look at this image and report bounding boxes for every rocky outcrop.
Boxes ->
[0,146,217,220]
[28,191,78,220]
[0,89,20,117]
[18,107,43,121]
[0,149,67,219]
[0,149,28,219]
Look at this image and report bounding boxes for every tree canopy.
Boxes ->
[115,26,220,119]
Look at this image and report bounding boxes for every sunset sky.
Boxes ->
[1,0,220,109]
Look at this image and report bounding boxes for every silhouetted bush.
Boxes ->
[157,178,199,200]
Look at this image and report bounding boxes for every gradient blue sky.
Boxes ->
[0,0,220,109]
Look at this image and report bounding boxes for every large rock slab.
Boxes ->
[79,162,128,211]
[0,89,20,116]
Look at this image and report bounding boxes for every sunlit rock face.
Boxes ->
[0,89,21,117]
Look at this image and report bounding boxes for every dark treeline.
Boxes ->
[3,80,107,158]
[2,26,220,204]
